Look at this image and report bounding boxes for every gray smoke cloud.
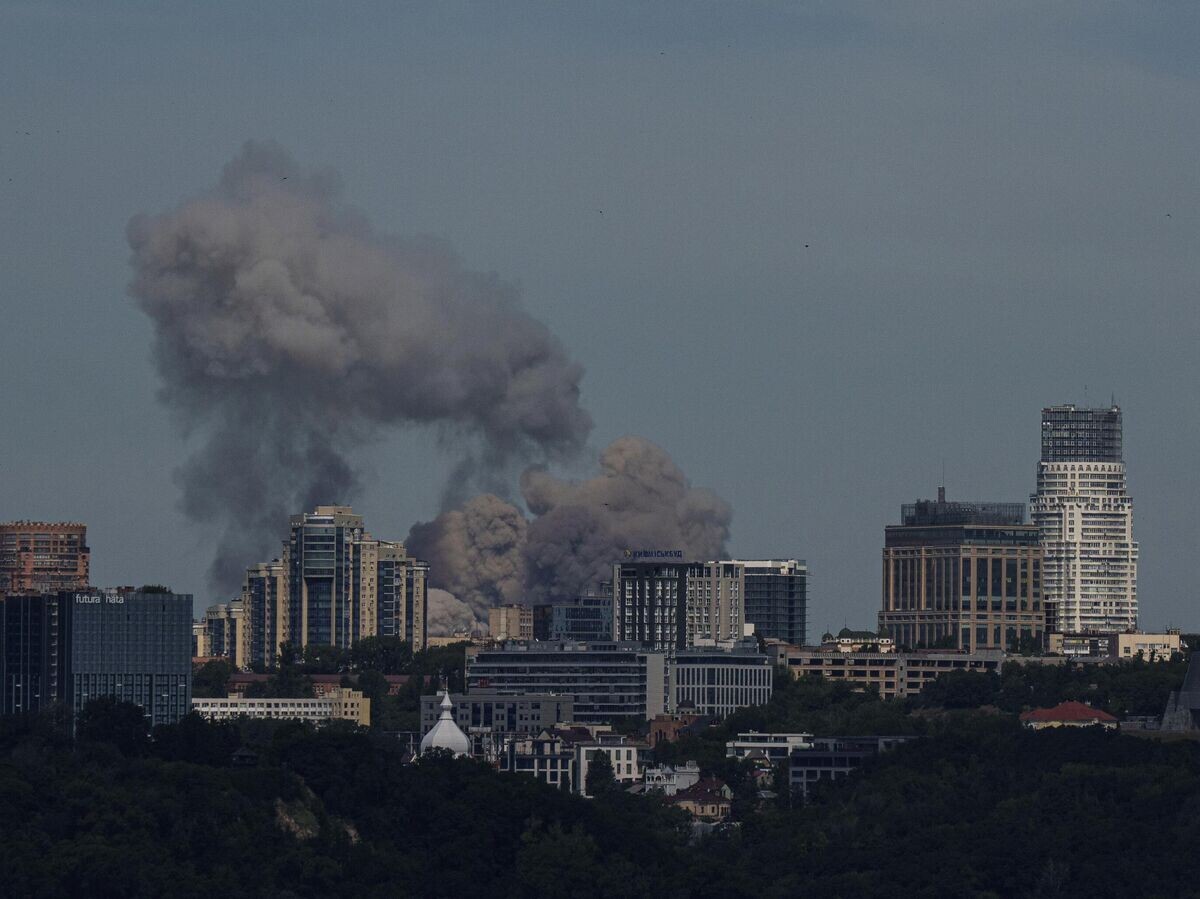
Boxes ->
[128,141,592,592]
[408,435,733,607]
[426,588,482,637]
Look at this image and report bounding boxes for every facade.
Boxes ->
[642,761,701,795]
[648,712,709,746]
[62,589,193,728]
[738,559,807,646]
[0,522,89,594]
[575,731,649,796]
[193,687,370,726]
[500,725,648,795]
[1109,631,1182,662]
[419,690,575,738]
[879,490,1045,652]
[241,559,288,669]
[1019,701,1118,730]
[664,778,733,821]
[375,543,427,648]
[788,736,915,799]
[772,642,1005,700]
[613,561,745,651]
[202,602,249,670]
[501,729,576,790]
[466,641,666,722]
[668,638,773,717]
[1031,405,1138,633]
[489,604,534,641]
[727,731,815,762]
[821,628,895,653]
[546,593,614,642]
[0,593,61,716]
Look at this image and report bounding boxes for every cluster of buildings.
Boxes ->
[194,506,430,667]
[0,529,192,727]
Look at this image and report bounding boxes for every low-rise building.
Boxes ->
[489,604,534,641]
[419,691,574,739]
[668,638,772,717]
[1109,631,1181,662]
[641,761,701,796]
[466,641,666,722]
[648,712,710,747]
[500,725,649,795]
[664,777,733,822]
[820,628,896,653]
[771,642,1004,700]
[726,731,814,763]
[192,687,370,726]
[788,735,915,799]
[1019,701,1118,730]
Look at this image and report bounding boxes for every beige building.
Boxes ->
[200,602,251,670]
[771,641,1004,700]
[880,491,1045,652]
[820,628,895,653]
[192,687,370,727]
[489,603,534,641]
[1109,631,1182,661]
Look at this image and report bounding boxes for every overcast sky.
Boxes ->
[1,1,1197,631]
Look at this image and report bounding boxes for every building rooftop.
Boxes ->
[1019,701,1118,724]
[900,499,1026,527]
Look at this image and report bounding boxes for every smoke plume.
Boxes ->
[426,588,482,636]
[128,141,591,592]
[408,435,733,607]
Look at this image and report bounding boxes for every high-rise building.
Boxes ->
[878,490,1045,652]
[613,561,745,652]
[0,522,89,594]
[284,506,428,652]
[62,589,193,727]
[1031,405,1138,633]
[737,559,807,646]
[1,589,192,727]
[241,559,288,668]
[203,601,250,669]
[0,593,62,716]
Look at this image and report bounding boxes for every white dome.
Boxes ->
[420,691,472,757]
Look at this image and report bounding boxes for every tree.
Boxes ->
[350,636,413,674]
[192,660,235,698]
[585,750,616,797]
[75,697,150,756]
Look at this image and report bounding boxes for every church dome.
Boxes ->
[420,691,472,757]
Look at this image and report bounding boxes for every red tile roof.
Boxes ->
[1019,701,1118,723]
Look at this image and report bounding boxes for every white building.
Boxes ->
[726,731,813,763]
[642,761,701,796]
[1031,405,1138,634]
[668,638,773,717]
[192,688,369,726]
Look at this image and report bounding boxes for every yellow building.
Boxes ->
[192,687,370,727]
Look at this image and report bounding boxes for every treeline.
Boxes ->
[1,699,1198,897]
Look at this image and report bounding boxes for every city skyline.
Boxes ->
[3,4,1198,633]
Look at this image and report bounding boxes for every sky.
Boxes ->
[1,1,1198,632]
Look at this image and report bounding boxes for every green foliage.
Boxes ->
[192,660,235,698]
[75,697,151,756]
[584,750,616,796]
[349,636,413,674]
[136,584,172,594]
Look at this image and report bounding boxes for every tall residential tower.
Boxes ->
[1031,405,1138,633]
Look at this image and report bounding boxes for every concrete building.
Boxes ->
[0,522,89,594]
[201,602,249,670]
[668,638,772,717]
[489,604,534,641]
[664,778,733,821]
[241,559,288,669]
[788,736,915,799]
[879,490,1045,652]
[648,712,710,747]
[545,592,614,642]
[738,559,808,647]
[613,560,745,651]
[284,506,428,652]
[418,690,574,739]
[1047,630,1182,661]
[772,642,1004,700]
[1031,405,1138,633]
[193,687,370,727]
[63,589,193,727]
[500,724,648,795]
[0,593,61,716]
[727,731,815,763]
[466,641,666,722]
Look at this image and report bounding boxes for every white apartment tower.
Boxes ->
[1031,405,1138,633]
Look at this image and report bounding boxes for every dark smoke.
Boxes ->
[128,141,591,592]
[408,435,733,614]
